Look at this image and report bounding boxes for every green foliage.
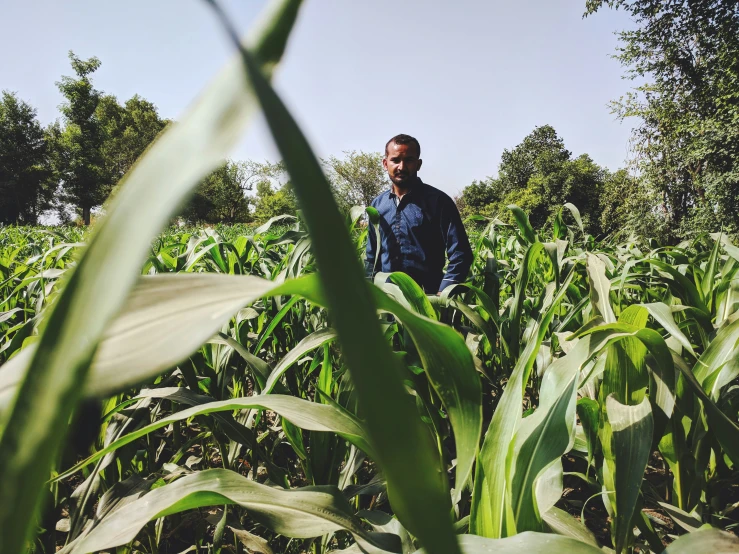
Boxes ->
[97,93,168,183]
[49,52,108,225]
[3,202,739,553]
[460,126,606,235]
[598,168,668,241]
[0,91,54,224]
[1,2,739,554]
[180,160,282,224]
[252,176,297,222]
[323,150,388,211]
[586,0,739,238]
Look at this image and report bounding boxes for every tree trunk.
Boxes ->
[82,205,91,226]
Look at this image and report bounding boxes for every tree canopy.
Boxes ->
[0,92,54,224]
[586,0,739,237]
[2,1,737,241]
[459,125,608,235]
[323,150,388,211]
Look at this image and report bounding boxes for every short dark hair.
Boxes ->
[385,134,421,157]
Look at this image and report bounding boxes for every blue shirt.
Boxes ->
[365,179,473,292]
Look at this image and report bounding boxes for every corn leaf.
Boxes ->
[54,393,374,482]
[0,1,302,550]
[470,270,574,538]
[66,468,399,554]
[231,28,460,552]
[507,205,537,245]
[605,396,653,554]
[662,528,739,553]
[414,532,602,554]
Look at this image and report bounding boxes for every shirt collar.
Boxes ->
[388,177,423,200]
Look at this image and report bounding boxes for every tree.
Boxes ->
[459,125,607,234]
[458,178,500,218]
[498,124,571,196]
[252,180,297,223]
[0,92,53,224]
[97,94,168,183]
[598,168,671,241]
[180,160,284,224]
[49,52,108,225]
[585,0,739,237]
[323,150,388,211]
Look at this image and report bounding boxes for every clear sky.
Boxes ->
[2,0,637,197]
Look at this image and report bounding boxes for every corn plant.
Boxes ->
[1,1,739,553]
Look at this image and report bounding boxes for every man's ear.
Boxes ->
[417,158,423,170]
[382,157,388,170]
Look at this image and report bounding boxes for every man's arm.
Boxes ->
[439,197,473,292]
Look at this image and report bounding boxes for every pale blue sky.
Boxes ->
[2,0,637,197]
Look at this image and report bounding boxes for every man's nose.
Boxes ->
[397,161,405,171]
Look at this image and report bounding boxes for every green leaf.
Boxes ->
[662,527,739,553]
[693,316,739,400]
[711,232,739,264]
[701,233,721,310]
[231,26,460,552]
[563,203,584,236]
[509,343,580,532]
[0,274,325,408]
[542,506,599,547]
[600,306,650,416]
[509,242,546,359]
[371,286,482,502]
[263,328,337,393]
[586,253,615,324]
[55,393,373,482]
[507,205,537,244]
[388,272,437,320]
[212,333,271,390]
[641,302,696,357]
[253,294,301,355]
[647,259,709,315]
[414,532,602,554]
[577,323,739,464]
[576,398,599,468]
[0,2,302,550]
[66,469,398,554]
[470,270,574,538]
[656,502,702,533]
[605,396,653,554]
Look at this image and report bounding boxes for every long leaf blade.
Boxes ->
[0,2,302,550]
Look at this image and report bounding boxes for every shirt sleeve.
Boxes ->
[439,196,473,292]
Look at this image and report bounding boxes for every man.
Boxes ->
[365,134,473,294]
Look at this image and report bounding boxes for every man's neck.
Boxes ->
[392,177,420,199]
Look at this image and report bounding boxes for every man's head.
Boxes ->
[383,134,422,188]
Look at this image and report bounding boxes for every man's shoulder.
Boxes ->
[419,182,456,206]
[370,189,390,206]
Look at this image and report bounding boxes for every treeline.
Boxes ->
[0,51,389,226]
[0,52,167,226]
[178,150,390,225]
[461,1,739,242]
[456,124,632,237]
[3,0,737,240]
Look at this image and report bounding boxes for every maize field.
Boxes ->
[0,1,738,553]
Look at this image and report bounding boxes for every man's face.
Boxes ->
[383,142,422,187]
